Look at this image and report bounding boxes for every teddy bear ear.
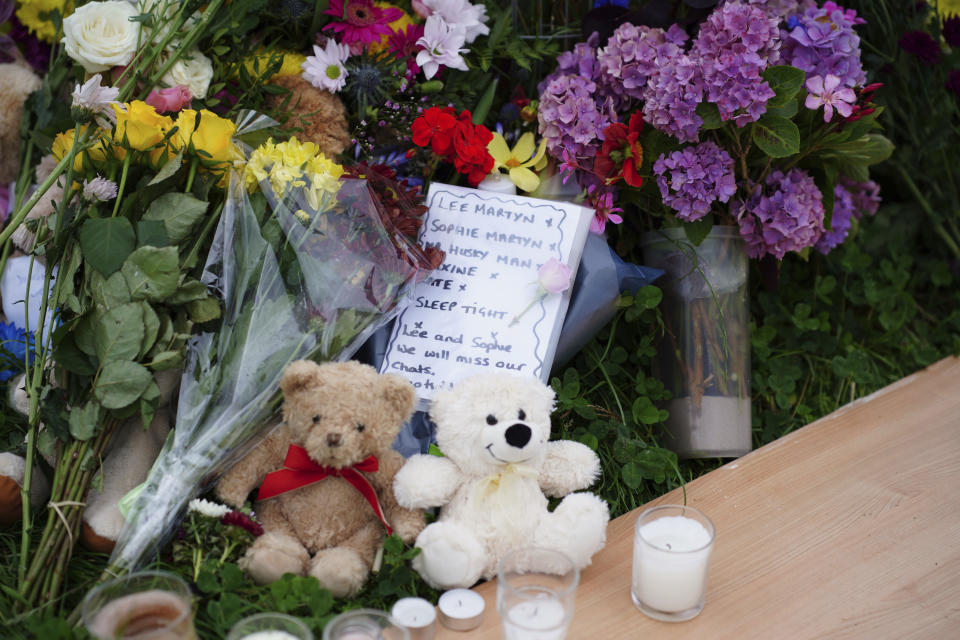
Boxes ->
[280,360,321,397]
[379,374,417,423]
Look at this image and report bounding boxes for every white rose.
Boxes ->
[62,1,140,74]
[161,49,214,99]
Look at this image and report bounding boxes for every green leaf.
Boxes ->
[94,361,153,409]
[472,77,499,125]
[140,380,161,431]
[94,303,144,363]
[695,101,723,130]
[762,65,806,107]
[817,134,894,166]
[69,399,102,441]
[765,94,799,119]
[89,270,132,308]
[621,462,645,489]
[53,334,97,375]
[168,279,210,304]
[146,350,183,371]
[142,192,209,244]
[122,246,180,301]
[683,218,714,246]
[137,220,169,248]
[752,116,801,158]
[186,295,221,323]
[75,311,101,356]
[148,150,183,185]
[79,218,136,276]
[140,302,160,358]
[632,397,661,425]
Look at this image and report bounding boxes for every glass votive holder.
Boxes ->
[322,608,411,640]
[81,570,197,640]
[226,612,313,640]
[631,504,716,622]
[497,547,579,640]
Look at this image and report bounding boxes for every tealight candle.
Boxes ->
[476,173,517,195]
[437,589,485,631]
[631,504,716,622]
[391,597,436,640]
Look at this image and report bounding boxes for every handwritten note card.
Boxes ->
[380,183,593,406]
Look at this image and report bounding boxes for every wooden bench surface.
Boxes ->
[432,357,960,639]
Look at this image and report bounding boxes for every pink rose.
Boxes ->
[145,85,192,113]
[538,258,573,294]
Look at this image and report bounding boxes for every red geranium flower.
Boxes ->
[594,111,645,188]
[411,107,458,156]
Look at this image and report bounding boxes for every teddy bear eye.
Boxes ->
[518,409,526,420]
[486,414,497,426]
[312,414,322,424]
[356,423,365,432]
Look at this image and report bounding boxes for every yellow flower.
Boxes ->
[112,101,174,152]
[244,137,344,204]
[51,125,113,174]
[15,0,73,44]
[487,132,548,193]
[937,0,960,18]
[174,109,239,165]
[369,3,413,55]
[242,50,308,81]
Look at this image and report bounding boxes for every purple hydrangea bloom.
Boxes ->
[653,141,737,221]
[747,0,816,21]
[781,3,867,87]
[639,39,704,142]
[539,32,627,111]
[815,183,856,254]
[735,168,825,260]
[693,1,782,127]
[598,23,682,103]
[898,30,941,65]
[947,70,960,102]
[538,73,615,161]
[839,176,881,218]
[944,16,960,49]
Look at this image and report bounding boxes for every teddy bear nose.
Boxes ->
[327,433,342,447]
[505,424,532,448]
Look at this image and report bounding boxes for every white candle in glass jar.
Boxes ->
[633,515,713,613]
[476,173,517,195]
[240,632,301,640]
[502,596,568,640]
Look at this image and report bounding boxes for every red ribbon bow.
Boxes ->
[258,444,392,535]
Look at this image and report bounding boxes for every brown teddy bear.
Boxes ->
[216,359,426,597]
[266,75,351,160]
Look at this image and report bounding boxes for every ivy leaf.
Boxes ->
[122,246,180,301]
[752,116,800,158]
[94,303,144,363]
[94,361,153,409]
[762,65,806,107]
[79,218,136,276]
[142,192,209,244]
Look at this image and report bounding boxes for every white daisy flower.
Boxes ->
[302,40,350,93]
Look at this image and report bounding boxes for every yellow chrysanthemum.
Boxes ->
[243,50,308,81]
[369,3,413,55]
[937,0,960,18]
[15,0,73,44]
[244,137,344,206]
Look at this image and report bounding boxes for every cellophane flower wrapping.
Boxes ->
[109,136,435,572]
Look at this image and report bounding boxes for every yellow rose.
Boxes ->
[52,127,86,173]
[112,101,174,151]
[175,109,238,165]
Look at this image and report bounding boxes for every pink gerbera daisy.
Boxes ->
[323,0,404,48]
[388,23,425,74]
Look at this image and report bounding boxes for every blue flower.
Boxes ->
[593,0,629,7]
[0,321,34,382]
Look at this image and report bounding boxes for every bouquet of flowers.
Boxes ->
[107,136,439,574]
[534,0,892,455]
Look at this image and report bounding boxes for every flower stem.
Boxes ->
[112,154,132,218]
[0,152,75,248]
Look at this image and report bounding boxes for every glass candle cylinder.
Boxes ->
[81,570,196,640]
[322,609,411,640]
[631,504,716,622]
[497,547,579,640]
[226,612,313,640]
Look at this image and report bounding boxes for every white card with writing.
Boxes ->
[380,182,593,407]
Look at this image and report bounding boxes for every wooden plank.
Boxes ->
[432,357,960,639]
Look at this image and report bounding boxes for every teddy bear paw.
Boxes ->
[308,547,369,598]
[535,492,610,568]
[412,522,486,589]
[240,532,310,584]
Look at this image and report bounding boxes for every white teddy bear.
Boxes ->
[393,373,610,590]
